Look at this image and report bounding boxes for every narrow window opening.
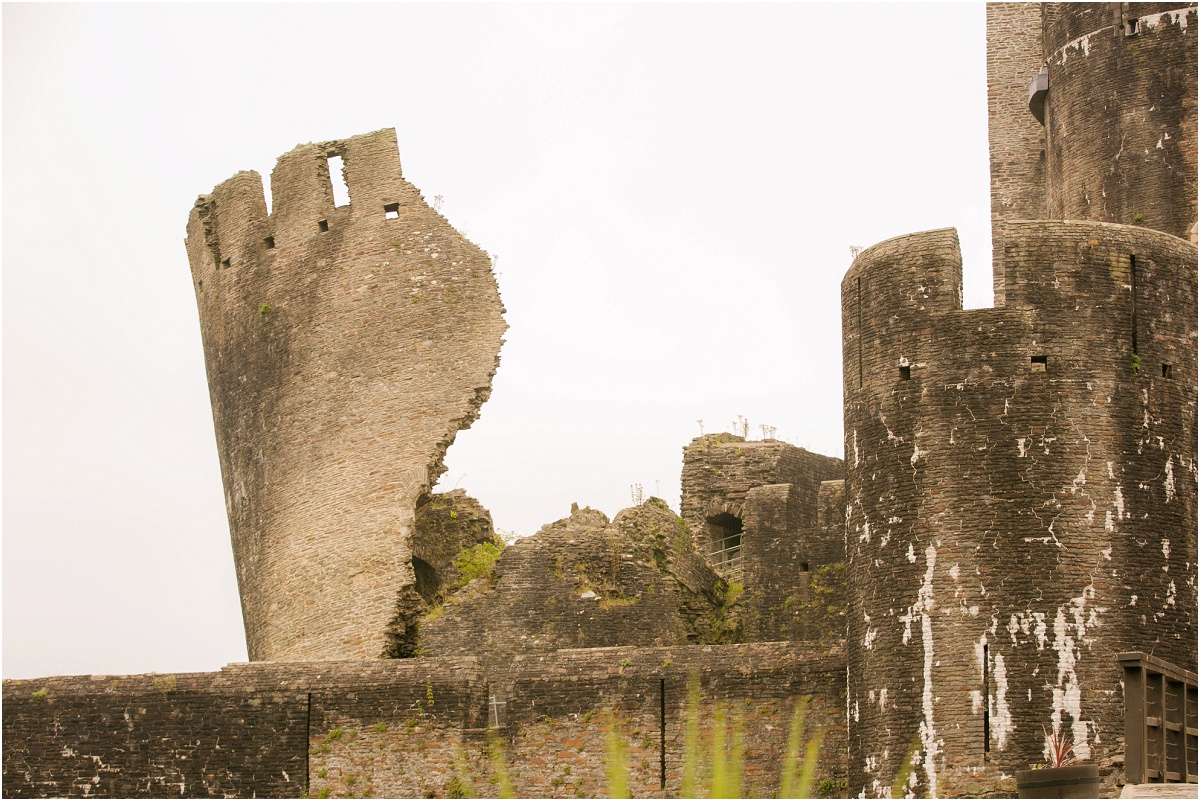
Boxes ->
[221,257,231,269]
[1125,18,1140,36]
[318,219,329,233]
[899,365,911,380]
[801,562,810,572]
[327,154,351,207]
[1162,364,1172,379]
[983,644,991,754]
[1131,255,1139,356]
[1031,355,1048,372]
[264,236,275,250]
[384,202,400,220]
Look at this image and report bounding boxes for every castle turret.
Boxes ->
[986,3,1197,303]
[184,129,506,661]
[841,222,1196,796]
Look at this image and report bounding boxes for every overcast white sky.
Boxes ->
[3,3,995,680]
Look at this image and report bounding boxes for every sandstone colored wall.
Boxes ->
[2,643,847,799]
[840,222,1196,797]
[1042,4,1197,239]
[184,129,506,662]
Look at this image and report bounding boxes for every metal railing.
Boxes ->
[707,541,744,584]
[1120,651,1198,785]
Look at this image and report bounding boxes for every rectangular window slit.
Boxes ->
[899,365,910,380]
[264,236,275,250]
[1130,255,1139,356]
[1162,364,1172,379]
[801,562,810,572]
[384,202,400,220]
[221,257,231,269]
[327,154,351,207]
[318,219,329,233]
[1031,355,1047,372]
[983,643,991,754]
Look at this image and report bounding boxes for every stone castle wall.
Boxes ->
[2,643,847,799]
[985,2,1048,302]
[184,129,507,662]
[679,436,845,644]
[840,220,1197,797]
[1042,4,1197,239]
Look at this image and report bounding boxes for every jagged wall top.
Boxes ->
[184,129,507,662]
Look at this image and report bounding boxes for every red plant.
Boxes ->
[1042,726,1079,768]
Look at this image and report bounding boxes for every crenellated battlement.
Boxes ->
[184,129,507,663]
[841,218,1196,796]
[842,221,1197,402]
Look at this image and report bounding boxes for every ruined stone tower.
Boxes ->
[184,129,506,661]
[843,4,1198,796]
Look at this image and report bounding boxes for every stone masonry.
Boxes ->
[184,129,506,662]
[986,3,1197,303]
[680,435,845,643]
[842,220,1196,797]
[3,4,1197,798]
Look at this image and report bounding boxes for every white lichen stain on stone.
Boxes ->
[1017,438,1028,458]
[911,443,923,467]
[1166,581,1177,607]
[907,543,917,563]
[1164,457,1176,501]
[1101,547,1111,560]
[991,653,1012,750]
[853,430,860,467]
[1050,588,1101,762]
[917,545,939,796]
[1129,594,1138,606]
[1162,539,1172,564]
[878,688,888,712]
[970,689,983,715]
[863,611,879,650]
[1140,8,1192,31]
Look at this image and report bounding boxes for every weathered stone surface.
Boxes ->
[417,500,735,673]
[412,490,498,605]
[680,435,844,643]
[2,643,847,799]
[1042,4,1197,239]
[841,221,1197,797]
[184,129,506,662]
[986,2,1197,302]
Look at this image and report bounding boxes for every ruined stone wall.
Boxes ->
[2,643,847,799]
[840,222,1196,797]
[417,501,730,673]
[986,2,1048,302]
[184,129,506,662]
[680,436,844,643]
[1043,4,1197,239]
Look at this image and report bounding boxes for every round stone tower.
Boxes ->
[1042,4,1197,238]
[841,221,1196,797]
[184,129,506,661]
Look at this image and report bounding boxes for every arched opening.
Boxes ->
[705,512,744,582]
[412,557,442,607]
